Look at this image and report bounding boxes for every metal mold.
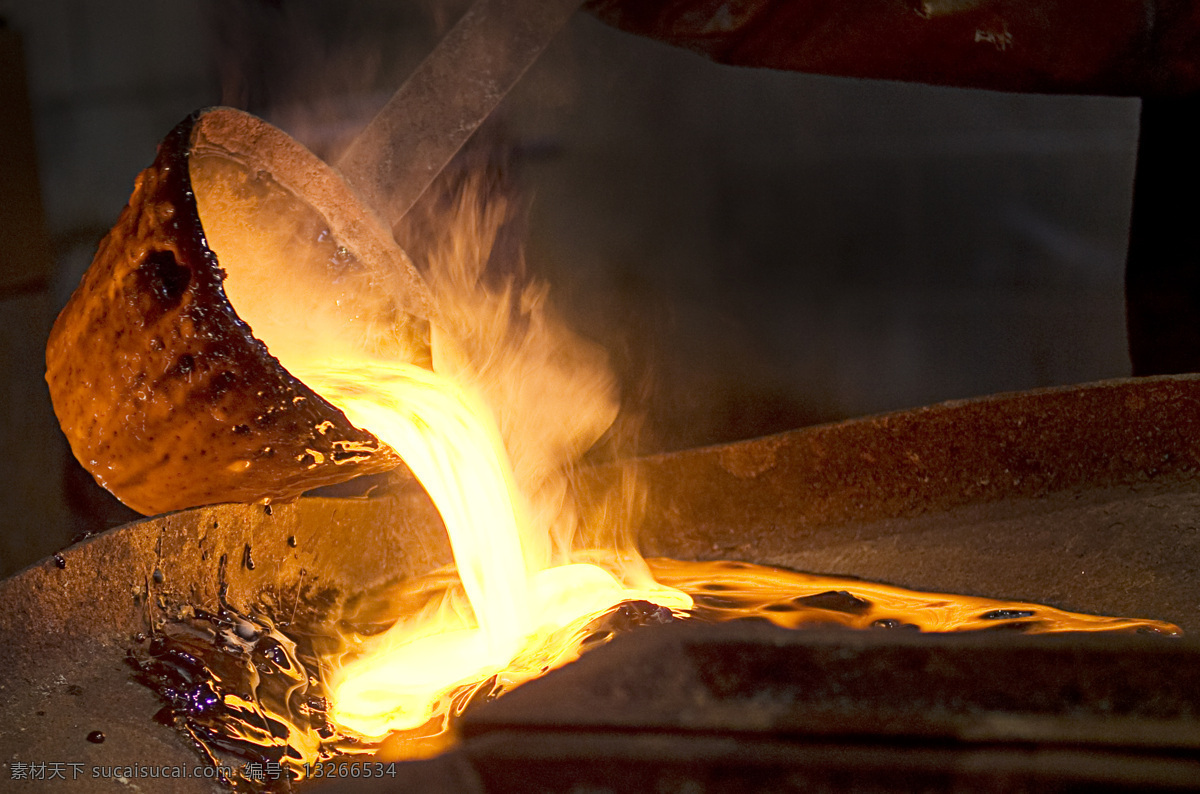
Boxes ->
[4,375,1200,789]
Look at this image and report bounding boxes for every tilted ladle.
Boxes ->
[46,0,581,515]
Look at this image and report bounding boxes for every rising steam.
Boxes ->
[191,132,690,740]
[399,168,625,574]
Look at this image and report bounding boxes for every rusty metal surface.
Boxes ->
[313,622,1200,792]
[3,375,1200,788]
[621,375,1200,627]
[446,623,1200,793]
[632,374,1200,529]
[0,486,448,792]
[464,623,1200,743]
[45,110,413,517]
[586,0,1200,96]
[0,485,447,682]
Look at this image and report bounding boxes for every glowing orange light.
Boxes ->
[189,152,1180,764]
[191,153,693,742]
[293,359,690,737]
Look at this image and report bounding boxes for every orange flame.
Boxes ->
[190,152,1180,765]
[192,154,691,741]
[293,359,690,736]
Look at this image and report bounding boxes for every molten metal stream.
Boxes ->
[292,360,690,737]
[291,358,1181,741]
[135,554,1179,785]
[190,147,693,740]
[184,150,1180,781]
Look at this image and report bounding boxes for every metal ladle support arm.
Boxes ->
[336,0,585,226]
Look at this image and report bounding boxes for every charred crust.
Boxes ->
[45,110,404,515]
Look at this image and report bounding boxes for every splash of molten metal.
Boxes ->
[192,153,691,742]
[292,360,690,736]
[190,152,1179,767]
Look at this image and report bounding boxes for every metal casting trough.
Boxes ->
[2,374,1200,791]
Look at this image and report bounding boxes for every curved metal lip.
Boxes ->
[44,107,442,516]
[189,106,437,323]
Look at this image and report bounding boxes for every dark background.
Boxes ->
[0,0,1141,574]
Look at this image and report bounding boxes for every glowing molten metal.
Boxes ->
[187,148,1178,771]
[191,152,691,744]
[294,360,690,736]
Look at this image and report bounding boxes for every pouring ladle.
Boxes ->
[45,0,583,515]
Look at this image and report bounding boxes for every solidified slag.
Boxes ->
[129,595,353,792]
